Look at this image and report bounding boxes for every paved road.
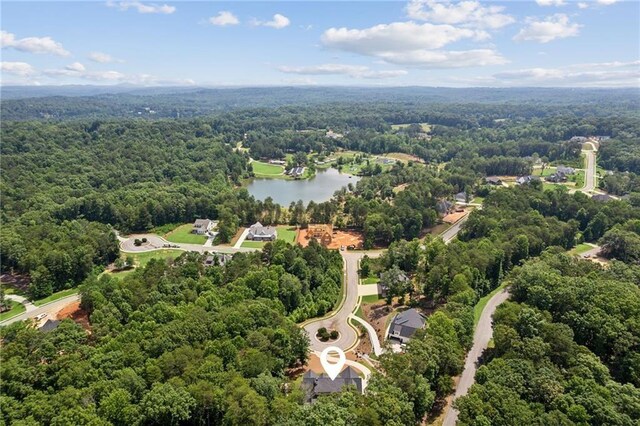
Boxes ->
[441,215,470,244]
[580,149,597,193]
[442,288,510,426]
[120,234,256,254]
[0,294,80,326]
[303,252,363,352]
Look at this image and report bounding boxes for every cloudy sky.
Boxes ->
[1,0,639,87]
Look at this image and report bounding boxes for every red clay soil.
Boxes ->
[296,228,364,250]
[362,299,396,343]
[442,208,469,224]
[56,301,91,332]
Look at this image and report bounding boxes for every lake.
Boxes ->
[246,168,361,205]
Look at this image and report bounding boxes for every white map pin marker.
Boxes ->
[320,346,346,380]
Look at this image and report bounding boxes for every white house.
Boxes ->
[192,219,214,235]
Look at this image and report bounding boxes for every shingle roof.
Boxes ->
[301,366,363,401]
[389,309,426,339]
[39,319,60,332]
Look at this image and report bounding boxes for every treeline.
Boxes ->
[0,240,342,425]
[599,138,640,174]
[0,219,119,298]
[456,252,640,425]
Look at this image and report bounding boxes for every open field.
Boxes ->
[241,226,298,248]
[385,152,425,164]
[0,300,26,321]
[165,223,208,244]
[252,161,285,176]
[533,166,557,177]
[33,288,78,307]
[110,249,184,279]
[391,123,430,132]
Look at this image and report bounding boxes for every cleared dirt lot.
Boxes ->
[296,228,364,249]
[57,301,91,331]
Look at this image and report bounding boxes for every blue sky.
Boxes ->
[1,0,639,87]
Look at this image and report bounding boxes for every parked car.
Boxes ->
[35,313,47,321]
[340,245,346,251]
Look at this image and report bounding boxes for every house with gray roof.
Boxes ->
[192,219,214,235]
[556,166,575,175]
[247,222,277,241]
[301,366,363,403]
[436,199,454,215]
[592,194,614,203]
[39,319,60,333]
[516,175,540,185]
[388,308,426,344]
[455,192,469,203]
[485,176,503,185]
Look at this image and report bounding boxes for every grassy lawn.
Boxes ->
[110,249,184,279]
[165,223,208,245]
[361,294,383,304]
[241,226,297,248]
[252,161,284,176]
[362,277,379,285]
[474,282,508,327]
[0,300,26,321]
[470,196,484,204]
[533,166,556,177]
[33,288,78,307]
[570,243,593,255]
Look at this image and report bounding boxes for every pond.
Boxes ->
[246,168,361,206]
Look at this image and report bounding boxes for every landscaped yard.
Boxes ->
[0,300,26,321]
[252,161,284,176]
[533,166,557,177]
[110,249,184,279]
[362,277,379,285]
[361,294,383,304]
[165,223,208,244]
[241,226,298,248]
[33,288,78,307]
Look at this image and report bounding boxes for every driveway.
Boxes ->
[5,294,37,313]
[442,288,510,426]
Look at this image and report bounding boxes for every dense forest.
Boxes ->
[456,252,640,425]
[2,88,640,425]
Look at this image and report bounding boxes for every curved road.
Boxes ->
[303,252,363,353]
[442,288,510,426]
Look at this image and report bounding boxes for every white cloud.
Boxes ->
[597,0,617,5]
[406,0,515,29]
[321,21,506,69]
[0,30,70,56]
[88,51,122,63]
[253,13,290,29]
[493,60,640,87]
[106,1,175,14]
[209,11,240,26]
[536,0,566,6]
[65,62,86,72]
[1,61,36,76]
[278,63,407,79]
[577,2,589,9]
[322,22,479,54]
[513,14,581,43]
[377,49,508,68]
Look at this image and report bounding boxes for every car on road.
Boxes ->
[35,313,47,321]
[340,245,346,251]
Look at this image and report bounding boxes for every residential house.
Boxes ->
[556,166,575,175]
[516,175,540,185]
[203,253,232,267]
[455,192,469,203]
[287,166,306,178]
[307,224,333,246]
[301,367,363,403]
[268,159,286,165]
[39,319,60,333]
[377,271,409,299]
[192,219,214,235]
[570,136,588,143]
[485,176,503,186]
[435,199,455,215]
[247,222,277,241]
[388,308,426,344]
[325,130,344,139]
